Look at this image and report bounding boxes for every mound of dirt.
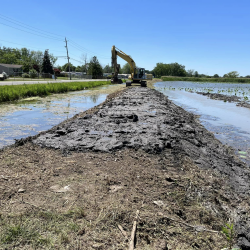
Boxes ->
[33,87,250,249]
[34,88,249,191]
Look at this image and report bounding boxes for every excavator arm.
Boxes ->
[111,45,136,76]
[111,45,147,87]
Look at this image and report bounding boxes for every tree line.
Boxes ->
[150,63,249,78]
[1,46,249,78]
[0,46,105,77]
[0,46,57,73]
[0,46,144,77]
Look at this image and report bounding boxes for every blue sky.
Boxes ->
[0,0,250,76]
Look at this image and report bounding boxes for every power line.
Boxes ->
[68,41,110,59]
[0,14,110,62]
[68,52,84,60]
[0,22,63,42]
[0,39,65,53]
[71,58,84,64]
[0,14,64,38]
[69,43,110,60]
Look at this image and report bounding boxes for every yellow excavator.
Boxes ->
[111,45,147,87]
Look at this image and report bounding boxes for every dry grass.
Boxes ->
[0,141,244,249]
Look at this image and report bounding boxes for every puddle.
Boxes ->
[155,81,250,165]
[0,84,125,148]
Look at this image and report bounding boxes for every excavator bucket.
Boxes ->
[111,76,123,84]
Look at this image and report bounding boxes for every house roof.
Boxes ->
[0,63,23,68]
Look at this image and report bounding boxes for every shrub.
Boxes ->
[22,73,30,78]
[29,69,38,78]
[59,73,68,77]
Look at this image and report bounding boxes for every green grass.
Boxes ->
[161,76,250,83]
[0,208,86,249]
[6,78,56,81]
[0,81,110,103]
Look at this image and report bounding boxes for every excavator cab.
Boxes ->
[126,67,147,87]
[134,68,146,80]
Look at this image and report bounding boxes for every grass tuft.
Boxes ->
[1,224,40,244]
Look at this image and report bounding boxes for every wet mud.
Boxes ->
[31,87,250,248]
[196,91,250,109]
[34,88,250,191]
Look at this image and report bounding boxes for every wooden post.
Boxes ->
[129,210,140,250]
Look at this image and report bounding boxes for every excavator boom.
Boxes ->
[111,45,147,87]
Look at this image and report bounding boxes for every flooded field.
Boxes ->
[157,81,250,99]
[155,81,250,165]
[0,84,124,148]
[1,80,250,166]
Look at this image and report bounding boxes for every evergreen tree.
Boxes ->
[41,50,54,74]
[87,56,103,79]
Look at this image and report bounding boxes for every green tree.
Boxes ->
[75,65,83,72]
[152,62,186,78]
[152,63,168,77]
[75,64,88,72]
[223,74,229,78]
[213,74,219,78]
[194,71,199,77]
[41,50,53,74]
[87,56,103,79]
[169,63,186,76]
[61,63,76,72]
[103,64,113,73]
[121,63,131,74]
[29,69,38,78]
[186,69,194,77]
[227,71,239,78]
[57,66,62,71]
[0,46,57,73]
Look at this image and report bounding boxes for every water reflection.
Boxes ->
[155,81,250,165]
[0,85,122,148]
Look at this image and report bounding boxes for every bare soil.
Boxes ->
[0,84,250,250]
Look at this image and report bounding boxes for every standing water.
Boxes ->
[0,84,124,148]
[155,81,250,165]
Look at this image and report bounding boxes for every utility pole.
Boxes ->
[65,37,71,80]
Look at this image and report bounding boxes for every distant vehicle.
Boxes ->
[0,72,8,81]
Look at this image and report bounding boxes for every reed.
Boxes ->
[0,81,110,103]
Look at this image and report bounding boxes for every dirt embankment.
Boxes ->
[0,87,250,249]
[196,92,250,110]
